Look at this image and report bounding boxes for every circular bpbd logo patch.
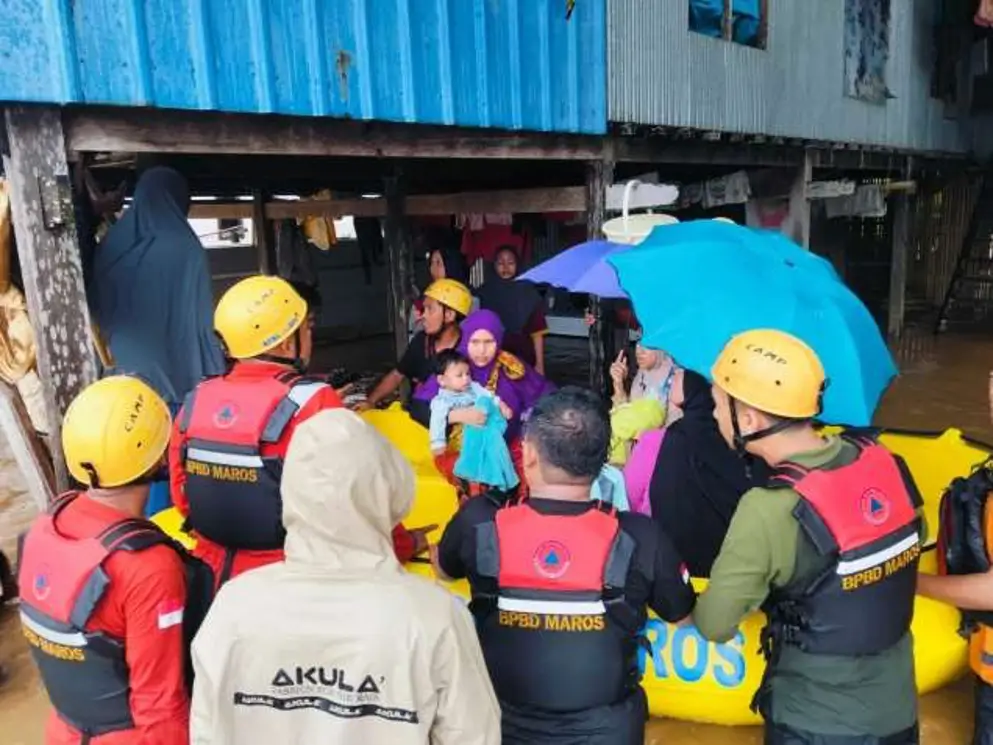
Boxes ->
[860,488,890,526]
[212,402,240,429]
[533,540,571,579]
[33,567,51,601]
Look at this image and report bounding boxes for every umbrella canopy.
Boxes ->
[607,220,896,426]
[517,239,630,298]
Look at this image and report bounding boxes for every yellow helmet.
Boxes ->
[62,376,172,489]
[711,329,826,419]
[423,279,472,317]
[215,276,307,359]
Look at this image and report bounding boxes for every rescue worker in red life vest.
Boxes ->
[19,376,191,745]
[694,330,926,745]
[169,275,433,590]
[433,387,696,745]
[920,443,993,744]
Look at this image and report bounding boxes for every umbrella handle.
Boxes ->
[622,179,641,239]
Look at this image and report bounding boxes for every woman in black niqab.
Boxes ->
[649,369,771,577]
[91,167,225,407]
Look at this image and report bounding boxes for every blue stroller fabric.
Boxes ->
[454,394,519,491]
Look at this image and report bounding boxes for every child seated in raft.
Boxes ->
[607,345,678,465]
[429,350,519,499]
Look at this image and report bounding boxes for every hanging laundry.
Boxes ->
[457,213,486,232]
[703,171,752,208]
[275,220,318,287]
[458,214,530,265]
[354,217,385,285]
[806,180,857,200]
[606,182,679,211]
[824,184,887,219]
[298,189,338,251]
[745,198,791,230]
[678,182,705,209]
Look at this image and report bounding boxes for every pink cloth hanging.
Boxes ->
[623,428,666,517]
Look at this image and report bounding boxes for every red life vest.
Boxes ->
[474,501,638,713]
[763,437,921,659]
[178,370,330,551]
[17,496,204,738]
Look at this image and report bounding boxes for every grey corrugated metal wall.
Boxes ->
[973,115,993,157]
[608,0,971,152]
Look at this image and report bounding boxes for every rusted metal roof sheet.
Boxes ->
[0,0,606,134]
[608,0,970,152]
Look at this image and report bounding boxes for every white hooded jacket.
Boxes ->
[190,409,500,745]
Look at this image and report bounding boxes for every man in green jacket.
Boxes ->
[694,329,924,745]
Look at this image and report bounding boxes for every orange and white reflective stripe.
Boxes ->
[836,532,919,576]
[185,448,264,468]
[497,597,605,615]
[20,612,86,647]
[287,382,328,409]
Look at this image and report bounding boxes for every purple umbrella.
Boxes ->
[517,240,631,298]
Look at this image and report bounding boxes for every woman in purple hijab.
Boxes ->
[415,309,554,441]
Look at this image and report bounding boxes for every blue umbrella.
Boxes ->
[517,240,630,298]
[607,220,896,426]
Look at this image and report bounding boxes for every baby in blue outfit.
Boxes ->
[429,350,518,492]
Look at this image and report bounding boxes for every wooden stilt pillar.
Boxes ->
[3,106,97,491]
[586,158,614,394]
[0,382,55,508]
[887,194,911,340]
[788,150,813,249]
[253,189,276,274]
[384,172,412,360]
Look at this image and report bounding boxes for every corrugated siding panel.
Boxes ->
[974,115,993,157]
[0,0,606,134]
[608,0,970,152]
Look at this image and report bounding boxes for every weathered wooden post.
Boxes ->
[887,160,915,342]
[887,194,912,341]
[252,189,276,274]
[788,150,813,249]
[384,171,412,360]
[586,157,614,395]
[3,106,97,491]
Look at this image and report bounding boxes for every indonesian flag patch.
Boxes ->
[680,563,691,585]
[157,600,185,630]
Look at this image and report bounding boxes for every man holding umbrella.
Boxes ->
[606,220,920,742]
[693,329,925,745]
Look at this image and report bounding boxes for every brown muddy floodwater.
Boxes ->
[2,335,992,744]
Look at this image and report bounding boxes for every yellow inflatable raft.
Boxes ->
[154,408,983,726]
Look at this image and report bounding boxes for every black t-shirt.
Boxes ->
[438,496,696,626]
[396,331,436,386]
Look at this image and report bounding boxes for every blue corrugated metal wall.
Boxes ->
[608,0,970,152]
[1,0,606,134]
